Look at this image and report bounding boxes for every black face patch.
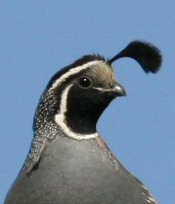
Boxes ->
[44,60,118,135]
[64,83,115,134]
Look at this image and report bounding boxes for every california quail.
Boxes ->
[4,41,162,204]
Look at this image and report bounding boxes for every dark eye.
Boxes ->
[78,76,92,88]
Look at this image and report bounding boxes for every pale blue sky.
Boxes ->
[0,1,174,203]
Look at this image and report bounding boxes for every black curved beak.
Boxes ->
[101,83,126,99]
[112,83,126,97]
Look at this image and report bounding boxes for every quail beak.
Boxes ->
[113,83,126,97]
[104,83,126,98]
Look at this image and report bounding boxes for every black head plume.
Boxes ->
[108,41,162,73]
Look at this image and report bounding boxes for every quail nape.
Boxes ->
[4,41,162,204]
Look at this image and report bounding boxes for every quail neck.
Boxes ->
[23,56,126,173]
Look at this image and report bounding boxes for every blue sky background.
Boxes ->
[0,1,174,203]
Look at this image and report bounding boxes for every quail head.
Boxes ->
[4,41,162,204]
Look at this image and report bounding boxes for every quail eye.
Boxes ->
[78,76,92,88]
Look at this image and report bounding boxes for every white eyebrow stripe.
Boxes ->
[49,60,102,91]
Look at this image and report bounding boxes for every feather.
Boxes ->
[108,41,162,73]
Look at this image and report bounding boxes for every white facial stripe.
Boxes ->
[93,85,118,92]
[55,84,98,140]
[59,84,72,116]
[50,60,102,91]
[93,87,104,91]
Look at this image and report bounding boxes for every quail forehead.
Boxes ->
[85,61,116,86]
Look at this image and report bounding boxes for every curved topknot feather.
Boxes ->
[108,41,162,73]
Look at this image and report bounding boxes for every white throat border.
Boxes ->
[55,84,98,140]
